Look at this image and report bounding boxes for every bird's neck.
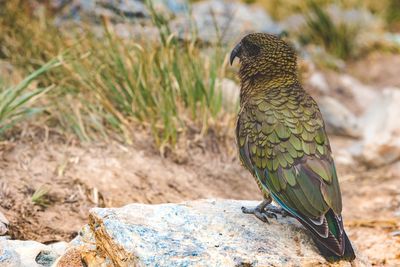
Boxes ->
[239,71,301,105]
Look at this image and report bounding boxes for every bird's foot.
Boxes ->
[241,199,292,223]
[241,206,277,223]
[241,199,277,223]
[263,205,292,218]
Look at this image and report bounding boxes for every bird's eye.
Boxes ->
[246,43,260,57]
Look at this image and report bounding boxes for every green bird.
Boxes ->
[230,33,355,262]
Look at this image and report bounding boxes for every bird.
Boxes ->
[230,33,355,262]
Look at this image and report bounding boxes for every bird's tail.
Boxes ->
[313,227,355,262]
[272,193,356,262]
[309,209,356,262]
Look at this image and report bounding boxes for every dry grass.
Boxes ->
[0,1,233,148]
[0,0,397,147]
[31,186,50,208]
[246,0,392,20]
[0,58,61,136]
[299,1,361,59]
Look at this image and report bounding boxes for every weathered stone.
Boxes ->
[317,96,359,137]
[216,78,239,111]
[0,239,21,267]
[54,248,86,267]
[338,75,379,113]
[71,199,368,266]
[283,4,383,49]
[51,0,188,28]
[0,238,67,267]
[170,0,282,44]
[308,71,330,93]
[49,0,281,43]
[55,225,111,266]
[354,88,400,167]
[52,0,149,23]
[0,211,9,236]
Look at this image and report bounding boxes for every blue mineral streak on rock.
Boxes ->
[35,250,58,267]
[0,242,21,266]
[85,200,365,266]
[98,205,207,264]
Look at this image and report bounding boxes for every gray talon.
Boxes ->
[241,199,292,223]
[241,206,270,223]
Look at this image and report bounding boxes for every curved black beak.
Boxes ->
[230,42,242,65]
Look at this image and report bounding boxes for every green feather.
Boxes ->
[275,122,291,139]
[282,168,297,186]
[289,135,302,150]
[234,33,351,262]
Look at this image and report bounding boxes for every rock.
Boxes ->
[338,75,379,112]
[109,23,160,41]
[51,0,188,23]
[171,0,282,44]
[283,4,383,44]
[0,211,9,236]
[0,239,21,267]
[326,5,381,30]
[385,33,400,47]
[49,0,281,43]
[317,96,359,137]
[51,0,149,23]
[152,0,188,15]
[354,88,400,167]
[216,78,239,111]
[68,199,368,266]
[55,248,86,267]
[56,225,112,266]
[0,238,67,267]
[308,71,330,93]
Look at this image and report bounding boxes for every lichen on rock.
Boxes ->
[66,199,368,266]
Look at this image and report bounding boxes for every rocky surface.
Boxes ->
[288,5,381,30]
[56,199,368,266]
[282,4,384,51]
[171,0,282,43]
[308,71,330,93]
[317,96,359,137]
[0,238,67,267]
[44,0,282,43]
[353,88,400,167]
[0,211,9,236]
[337,75,379,113]
[217,78,240,111]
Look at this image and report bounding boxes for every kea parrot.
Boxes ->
[230,33,355,262]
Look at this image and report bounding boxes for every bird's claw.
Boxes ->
[262,205,291,218]
[241,205,278,224]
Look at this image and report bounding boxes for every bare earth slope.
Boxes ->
[0,134,399,265]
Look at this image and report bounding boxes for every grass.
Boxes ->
[299,1,361,60]
[386,0,400,31]
[0,0,395,147]
[246,0,392,20]
[248,0,396,61]
[0,1,231,148]
[31,186,50,208]
[0,58,61,138]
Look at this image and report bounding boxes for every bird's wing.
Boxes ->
[237,96,345,255]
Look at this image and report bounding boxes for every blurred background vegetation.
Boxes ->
[1,2,400,263]
[0,0,399,149]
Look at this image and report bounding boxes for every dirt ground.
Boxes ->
[1,52,400,266]
[0,130,399,266]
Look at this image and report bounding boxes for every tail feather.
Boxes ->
[271,193,355,262]
[314,230,355,262]
[305,210,355,262]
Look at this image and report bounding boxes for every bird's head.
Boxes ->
[230,33,297,82]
